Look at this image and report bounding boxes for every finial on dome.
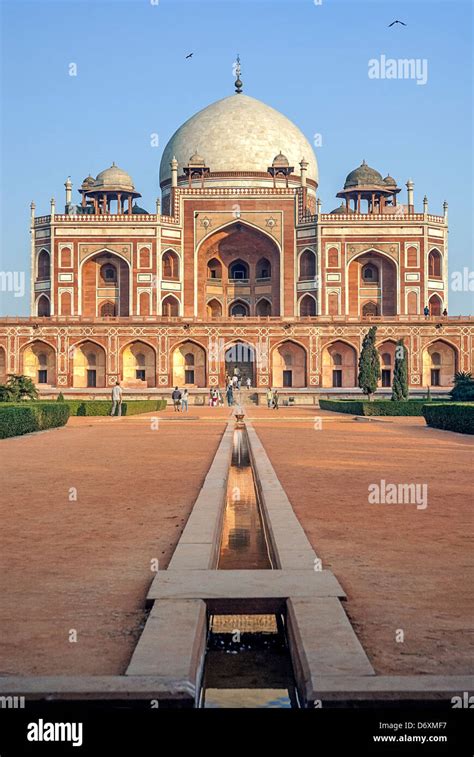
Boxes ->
[234,54,243,94]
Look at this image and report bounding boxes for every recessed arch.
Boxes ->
[138,290,151,316]
[406,289,419,315]
[36,294,51,317]
[362,301,379,316]
[21,339,56,386]
[428,293,443,316]
[120,339,156,387]
[171,339,206,387]
[322,340,358,388]
[256,257,271,279]
[348,248,398,316]
[162,294,180,316]
[229,299,250,317]
[37,249,50,279]
[162,249,180,280]
[299,248,317,280]
[206,298,222,317]
[80,249,130,317]
[229,259,249,280]
[422,339,458,387]
[377,339,398,388]
[271,339,307,388]
[196,220,282,318]
[428,248,442,278]
[299,293,317,316]
[256,297,272,316]
[361,262,379,282]
[99,301,116,317]
[71,340,106,388]
[224,340,256,385]
[207,257,222,280]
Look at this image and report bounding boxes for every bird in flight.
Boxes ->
[389,20,407,26]
[185,52,194,59]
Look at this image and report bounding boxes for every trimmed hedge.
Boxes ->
[0,403,70,439]
[319,399,445,417]
[65,400,167,416]
[422,403,474,434]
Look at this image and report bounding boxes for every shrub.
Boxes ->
[66,400,167,416]
[57,392,65,402]
[4,374,39,401]
[319,399,449,417]
[0,403,70,439]
[423,403,474,434]
[450,372,474,402]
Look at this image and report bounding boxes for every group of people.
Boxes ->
[171,386,189,412]
[112,379,280,415]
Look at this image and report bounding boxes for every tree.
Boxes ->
[358,326,380,400]
[391,339,409,400]
[450,371,474,402]
[4,374,38,401]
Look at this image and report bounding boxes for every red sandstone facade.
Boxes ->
[0,91,472,393]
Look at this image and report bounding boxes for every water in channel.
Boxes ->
[200,427,299,708]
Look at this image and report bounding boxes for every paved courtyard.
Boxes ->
[0,404,472,678]
[0,409,227,675]
[251,407,473,675]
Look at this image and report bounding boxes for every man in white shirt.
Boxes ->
[110,381,123,417]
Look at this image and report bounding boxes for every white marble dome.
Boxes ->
[159,94,318,186]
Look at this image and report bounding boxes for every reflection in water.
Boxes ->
[218,430,273,570]
[200,428,298,708]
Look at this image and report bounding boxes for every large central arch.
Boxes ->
[197,221,281,317]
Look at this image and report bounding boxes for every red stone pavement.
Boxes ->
[250,406,474,675]
[0,408,228,675]
[1,403,472,677]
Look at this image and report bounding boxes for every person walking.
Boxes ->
[181,388,189,412]
[266,388,273,409]
[110,381,123,417]
[172,386,182,412]
[232,374,238,389]
[423,305,430,318]
[226,384,234,407]
[442,307,448,317]
[246,376,251,390]
[272,389,279,410]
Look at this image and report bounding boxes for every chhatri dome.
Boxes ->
[159,93,318,187]
[94,163,135,192]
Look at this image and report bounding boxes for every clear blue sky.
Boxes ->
[0,0,472,315]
